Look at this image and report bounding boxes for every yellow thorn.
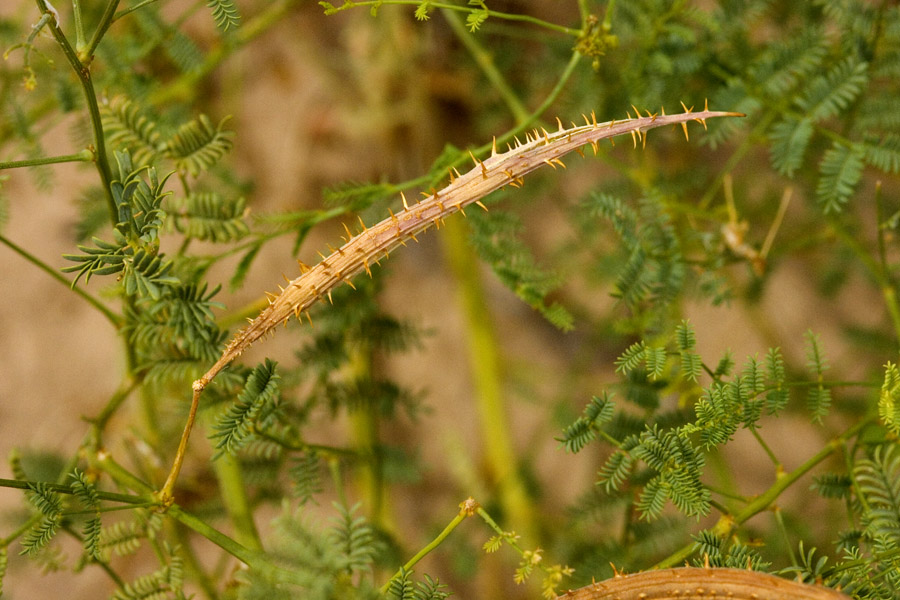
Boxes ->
[475,200,488,211]
[591,140,600,154]
[575,146,585,158]
[680,101,694,113]
[631,104,641,119]
[345,278,356,290]
[447,168,456,183]
[582,113,590,126]
[401,191,410,210]
[305,312,313,326]
[388,207,397,222]
[681,121,690,141]
[661,106,666,116]
[491,136,498,156]
[327,290,333,304]
[630,130,638,149]
[458,204,467,217]
[608,118,615,129]
[704,98,709,112]
[468,149,479,166]
[342,222,354,242]
[452,167,461,179]
[553,158,567,169]
[317,250,326,260]
[556,116,564,131]
[591,110,597,125]
[541,128,551,145]
[358,215,368,231]
[297,260,310,273]
[543,158,558,170]
[293,306,301,318]
[265,291,277,304]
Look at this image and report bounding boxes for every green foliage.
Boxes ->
[207,0,241,32]
[558,393,615,453]
[468,206,574,330]
[100,96,162,167]
[879,362,900,436]
[69,469,102,561]
[168,192,249,242]
[210,359,281,458]
[163,115,234,177]
[386,570,450,600]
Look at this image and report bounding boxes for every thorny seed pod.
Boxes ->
[158,104,743,504]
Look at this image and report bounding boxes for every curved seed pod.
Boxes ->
[555,566,849,599]
[157,104,743,504]
[201,104,741,390]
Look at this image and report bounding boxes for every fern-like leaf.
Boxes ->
[206,0,240,31]
[559,393,615,453]
[879,362,900,436]
[210,359,280,458]
[163,114,234,176]
[289,451,323,505]
[816,141,866,213]
[328,502,379,574]
[769,117,813,177]
[797,57,869,122]
[19,515,61,556]
[100,96,161,167]
[862,133,900,174]
[170,192,249,242]
[854,445,900,538]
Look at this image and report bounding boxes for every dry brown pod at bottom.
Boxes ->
[555,567,849,600]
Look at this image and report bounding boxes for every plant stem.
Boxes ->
[0,232,122,327]
[0,149,93,169]
[33,0,117,222]
[442,9,529,124]
[324,1,580,36]
[379,501,472,594]
[441,215,537,542]
[652,417,871,569]
[82,0,122,64]
[200,406,263,551]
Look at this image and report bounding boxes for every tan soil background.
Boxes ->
[0,1,888,599]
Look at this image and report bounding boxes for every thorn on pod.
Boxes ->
[401,191,410,210]
[491,136,498,156]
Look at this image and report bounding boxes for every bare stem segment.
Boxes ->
[157,104,743,504]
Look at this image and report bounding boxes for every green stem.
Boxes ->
[0,478,148,505]
[0,149,93,170]
[33,0,117,222]
[653,418,872,569]
[324,1,579,36]
[441,216,537,542]
[202,412,263,552]
[379,503,471,594]
[0,232,122,327]
[82,0,122,64]
[748,426,781,470]
[442,9,529,124]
